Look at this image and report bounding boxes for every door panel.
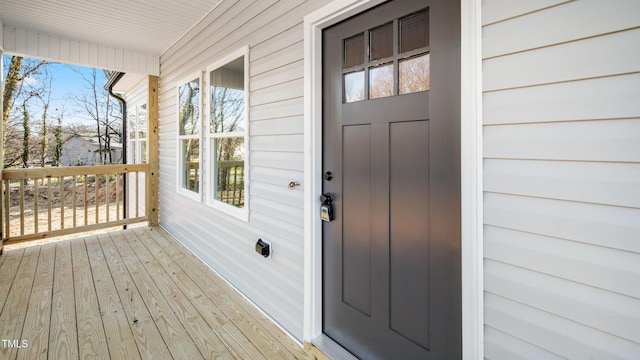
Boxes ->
[322,0,461,359]
[342,124,372,315]
[389,120,430,350]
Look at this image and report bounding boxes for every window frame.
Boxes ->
[176,73,204,201]
[128,104,148,164]
[205,46,250,221]
[128,107,137,164]
[137,104,148,164]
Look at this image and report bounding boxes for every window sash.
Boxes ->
[176,74,203,198]
[204,48,249,219]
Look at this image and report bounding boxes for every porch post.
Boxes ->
[146,75,159,226]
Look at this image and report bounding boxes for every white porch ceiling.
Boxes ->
[0,0,223,55]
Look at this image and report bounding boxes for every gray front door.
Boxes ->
[322,0,461,358]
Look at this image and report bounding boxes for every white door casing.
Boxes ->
[302,0,483,358]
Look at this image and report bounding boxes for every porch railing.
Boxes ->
[217,160,244,207]
[1,164,149,245]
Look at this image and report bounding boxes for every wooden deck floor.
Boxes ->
[0,226,315,360]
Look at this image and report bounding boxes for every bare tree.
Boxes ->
[70,67,122,164]
[178,81,200,192]
[21,98,32,168]
[37,77,53,166]
[2,55,48,167]
[53,113,64,166]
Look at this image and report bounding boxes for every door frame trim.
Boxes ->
[302,1,484,358]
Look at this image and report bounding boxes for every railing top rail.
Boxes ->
[2,164,149,180]
[219,160,244,169]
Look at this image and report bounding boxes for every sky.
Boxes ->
[2,54,111,128]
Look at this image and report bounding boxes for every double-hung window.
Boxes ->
[128,104,147,164]
[177,76,202,198]
[206,48,249,219]
[128,108,137,163]
[176,48,249,220]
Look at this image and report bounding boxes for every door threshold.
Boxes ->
[308,334,359,360]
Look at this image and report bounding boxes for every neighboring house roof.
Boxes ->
[62,134,123,152]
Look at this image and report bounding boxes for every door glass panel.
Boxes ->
[370,23,393,61]
[400,9,428,53]
[369,63,394,99]
[344,34,365,68]
[399,54,429,94]
[344,71,365,103]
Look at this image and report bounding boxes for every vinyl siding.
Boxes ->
[482,0,640,357]
[157,0,331,340]
[2,26,159,75]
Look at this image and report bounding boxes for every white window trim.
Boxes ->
[128,104,149,165]
[204,46,250,221]
[128,108,137,164]
[137,104,148,164]
[302,0,484,359]
[176,72,203,201]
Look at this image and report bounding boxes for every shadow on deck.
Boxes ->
[0,226,317,359]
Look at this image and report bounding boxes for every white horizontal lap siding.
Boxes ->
[3,26,159,75]
[157,0,331,341]
[482,0,640,357]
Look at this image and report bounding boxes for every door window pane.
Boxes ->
[210,56,245,134]
[179,78,200,135]
[369,63,394,99]
[344,71,365,103]
[213,137,245,208]
[399,54,430,94]
[181,139,199,193]
[400,9,428,53]
[344,34,365,68]
[370,23,393,61]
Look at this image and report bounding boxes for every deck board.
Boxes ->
[49,241,79,359]
[0,246,39,360]
[71,238,110,359]
[97,232,173,360]
[17,243,55,360]
[108,230,204,360]
[0,249,24,315]
[0,226,317,360]
[120,228,233,359]
[148,227,307,360]
[85,236,141,360]
[132,228,266,360]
